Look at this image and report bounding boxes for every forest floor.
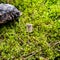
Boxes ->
[0,0,60,60]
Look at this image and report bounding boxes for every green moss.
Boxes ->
[0,0,60,60]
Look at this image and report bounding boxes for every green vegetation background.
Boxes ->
[0,0,60,60]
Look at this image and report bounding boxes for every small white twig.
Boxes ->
[26,23,33,32]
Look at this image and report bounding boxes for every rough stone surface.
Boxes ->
[0,3,20,24]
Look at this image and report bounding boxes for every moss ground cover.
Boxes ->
[0,0,60,60]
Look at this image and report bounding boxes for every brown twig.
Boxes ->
[21,48,41,60]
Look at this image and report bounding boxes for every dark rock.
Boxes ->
[0,3,20,24]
